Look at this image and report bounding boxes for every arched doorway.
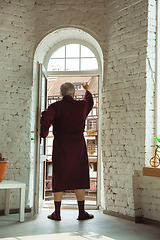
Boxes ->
[32,27,103,213]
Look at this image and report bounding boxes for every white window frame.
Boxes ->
[156,0,160,138]
[44,39,102,208]
[48,43,98,71]
[44,39,101,75]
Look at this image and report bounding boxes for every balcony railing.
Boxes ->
[45,178,97,201]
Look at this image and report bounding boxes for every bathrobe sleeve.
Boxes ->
[40,103,57,138]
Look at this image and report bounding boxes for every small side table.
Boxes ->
[0,180,26,222]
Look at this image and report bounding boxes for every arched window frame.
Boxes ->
[43,38,102,207]
[44,39,101,77]
[33,28,104,208]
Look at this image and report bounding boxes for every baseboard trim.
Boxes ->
[102,208,136,222]
[99,207,160,226]
[0,207,31,216]
[141,217,160,227]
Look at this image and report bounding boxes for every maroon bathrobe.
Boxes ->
[40,91,93,192]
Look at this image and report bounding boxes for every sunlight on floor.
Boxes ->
[1,232,115,240]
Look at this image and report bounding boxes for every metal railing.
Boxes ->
[45,178,97,201]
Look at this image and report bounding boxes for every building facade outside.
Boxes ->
[45,76,98,202]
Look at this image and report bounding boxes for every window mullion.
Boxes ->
[65,45,66,71]
[48,43,98,72]
[79,44,81,71]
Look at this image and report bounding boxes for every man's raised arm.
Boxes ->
[82,83,94,114]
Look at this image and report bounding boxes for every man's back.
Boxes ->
[41,91,93,138]
[52,94,91,136]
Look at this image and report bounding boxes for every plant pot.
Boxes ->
[0,161,9,182]
[46,176,52,189]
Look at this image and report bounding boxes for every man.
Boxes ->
[40,82,94,221]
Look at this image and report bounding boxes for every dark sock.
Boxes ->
[78,200,85,217]
[77,200,94,220]
[54,201,61,219]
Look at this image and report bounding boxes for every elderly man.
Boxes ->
[40,82,94,221]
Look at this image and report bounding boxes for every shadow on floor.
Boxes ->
[0,209,160,240]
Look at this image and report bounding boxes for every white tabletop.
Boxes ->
[0,180,26,189]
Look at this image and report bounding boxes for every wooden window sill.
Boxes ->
[143,167,160,177]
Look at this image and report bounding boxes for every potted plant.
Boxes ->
[149,138,160,167]
[155,137,160,149]
[87,129,96,137]
[89,149,94,155]
[0,152,9,182]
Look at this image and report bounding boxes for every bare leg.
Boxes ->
[75,189,85,201]
[54,192,63,201]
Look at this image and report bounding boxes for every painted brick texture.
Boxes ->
[0,0,36,209]
[34,0,106,48]
[102,0,160,221]
[141,0,160,221]
[102,0,148,216]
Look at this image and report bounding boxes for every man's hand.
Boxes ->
[82,82,89,92]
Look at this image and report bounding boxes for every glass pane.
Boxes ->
[81,58,98,70]
[81,45,95,57]
[41,75,46,112]
[93,108,97,116]
[66,59,79,71]
[46,146,52,155]
[47,59,65,71]
[46,137,53,146]
[66,44,79,58]
[51,46,65,58]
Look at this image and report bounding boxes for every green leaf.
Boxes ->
[155,137,160,142]
[155,145,160,148]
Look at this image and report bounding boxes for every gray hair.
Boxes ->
[60,82,75,97]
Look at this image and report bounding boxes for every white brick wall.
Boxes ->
[145,0,156,163]
[0,0,36,209]
[102,0,160,221]
[102,0,147,213]
[141,0,160,221]
[0,0,159,223]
